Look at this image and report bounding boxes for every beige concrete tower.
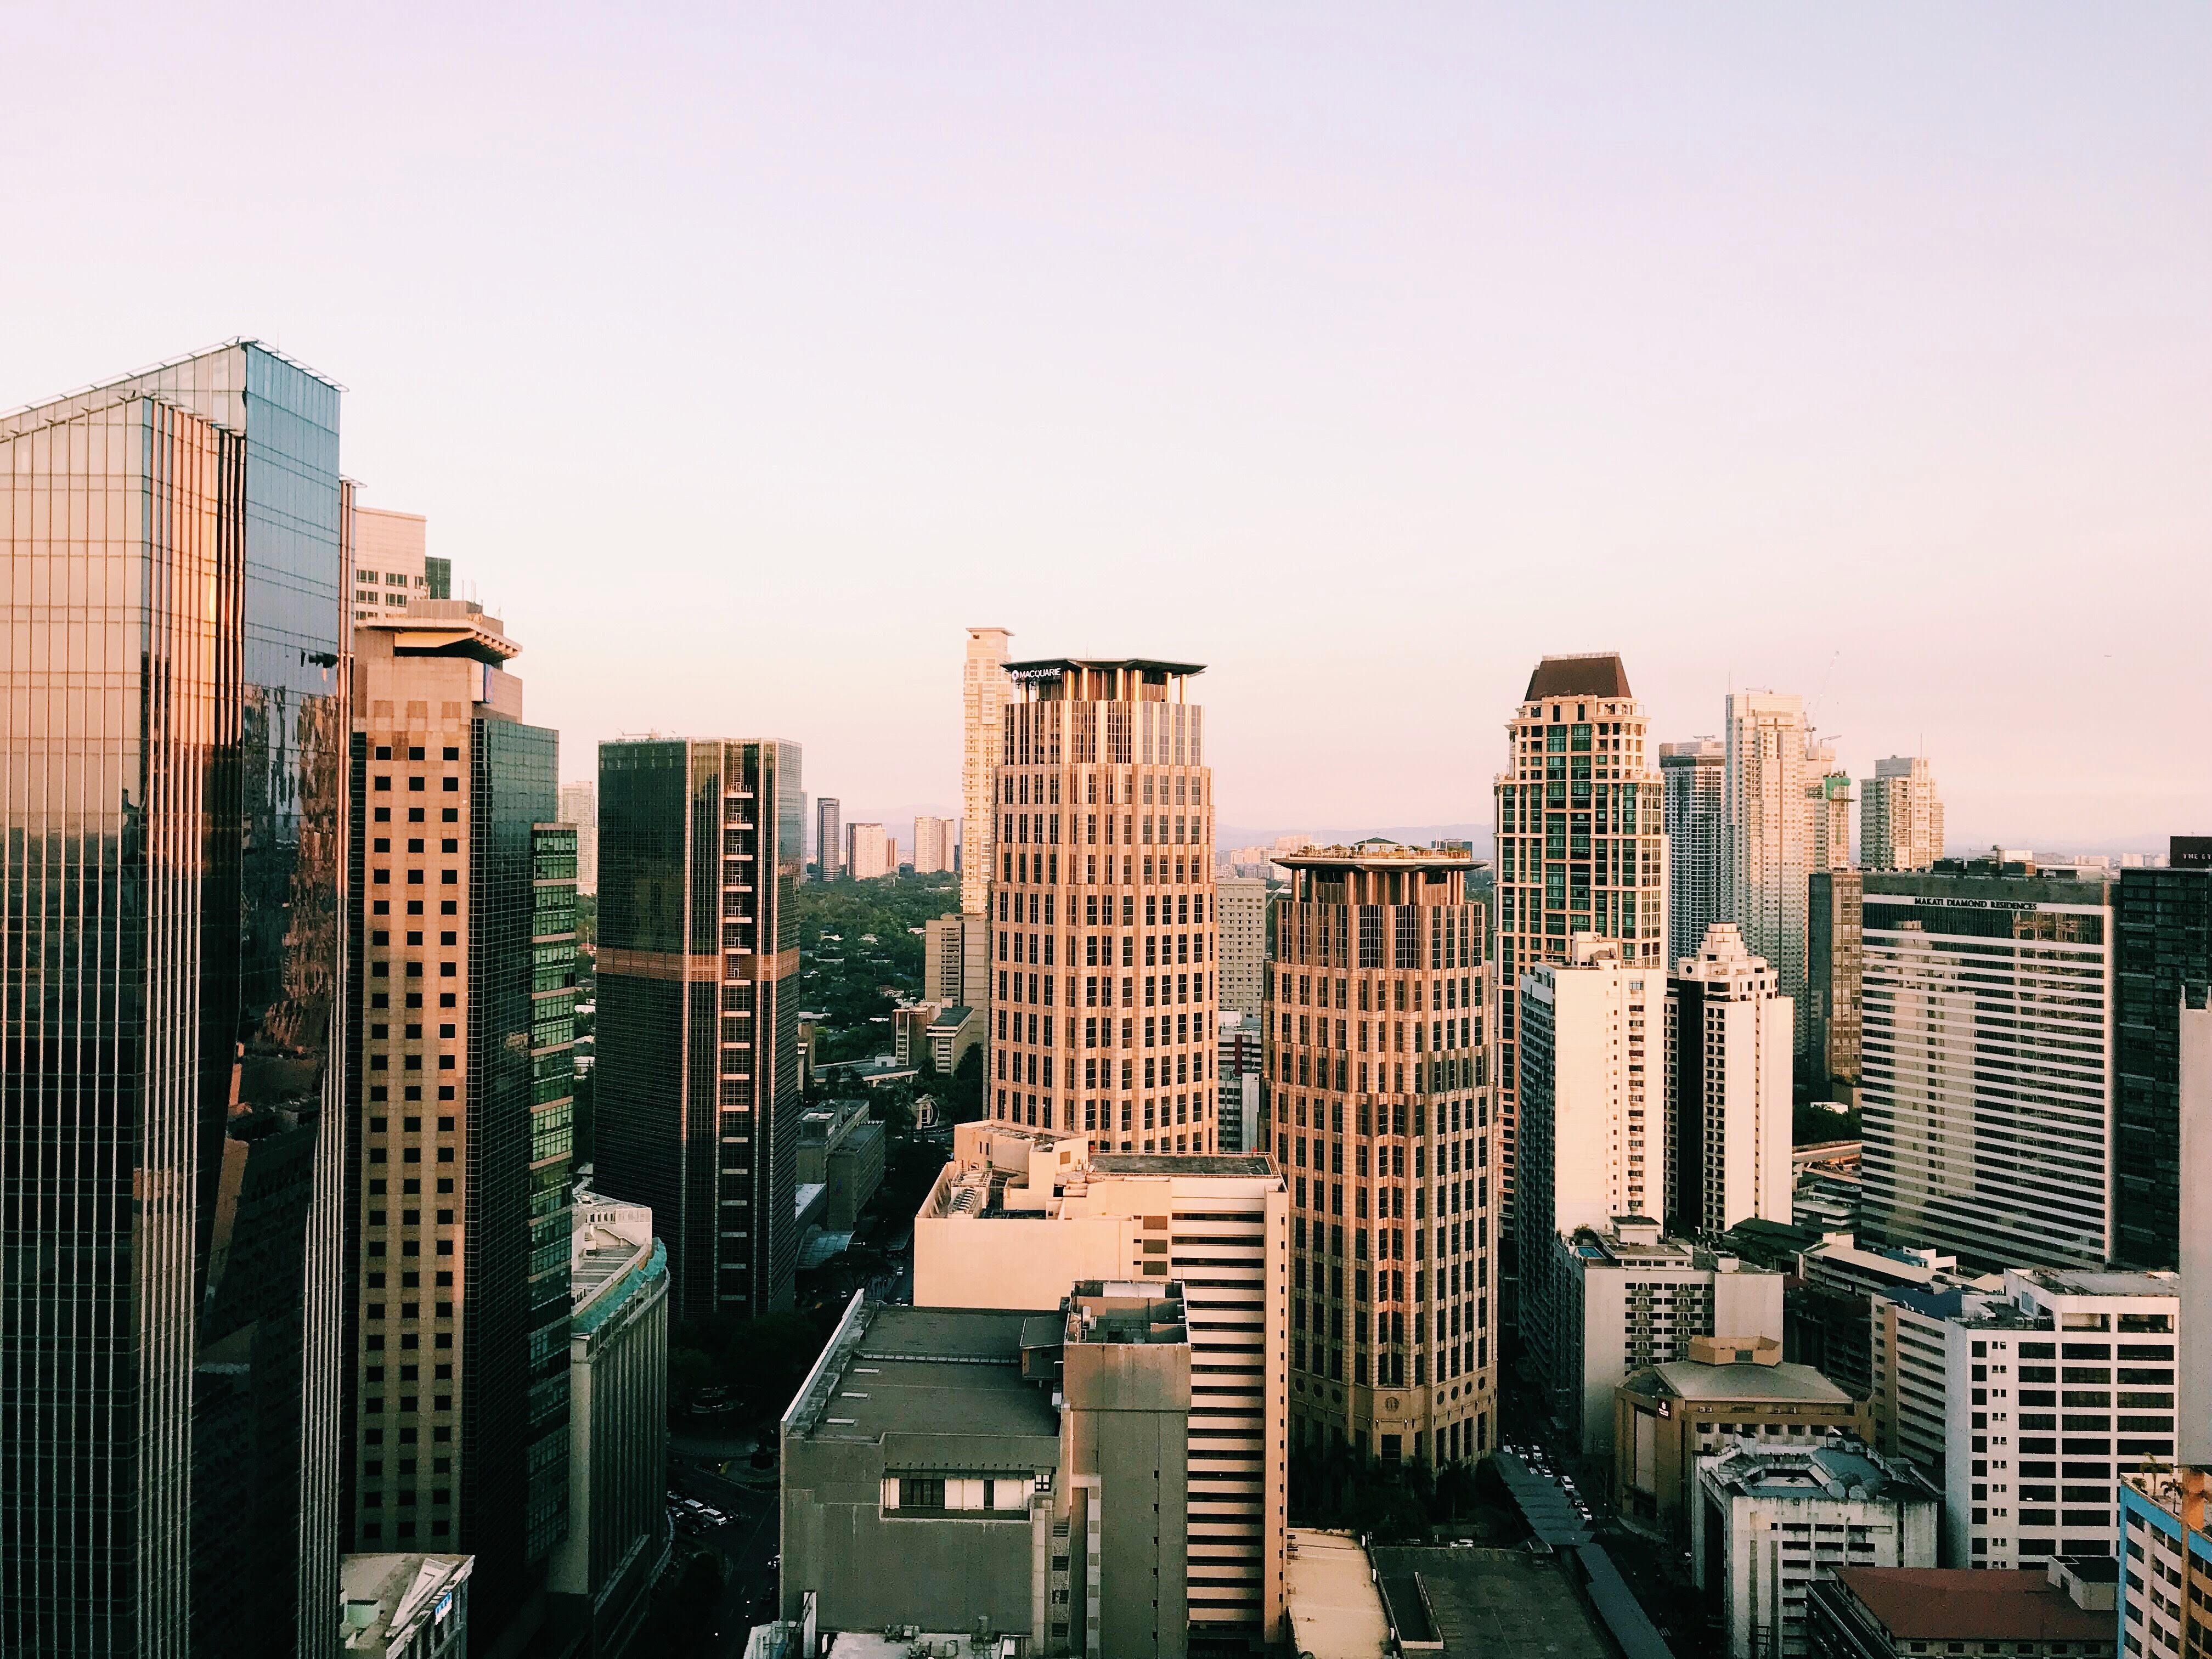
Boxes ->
[1723,690,1812,1047]
[1269,844,1497,1469]
[1492,655,1667,1238]
[1860,755,1944,871]
[988,657,1217,1152]
[961,626,1013,915]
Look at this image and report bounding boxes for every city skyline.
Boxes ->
[3,7,2207,849]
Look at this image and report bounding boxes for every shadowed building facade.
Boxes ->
[595,737,804,1319]
[1,342,351,1657]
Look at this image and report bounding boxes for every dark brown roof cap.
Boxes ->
[1523,653,1632,702]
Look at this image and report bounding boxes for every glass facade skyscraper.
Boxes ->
[2113,859,2212,1269]
[345,602,575,1649]
[595,738,802,1319]
[1,343,349,1657]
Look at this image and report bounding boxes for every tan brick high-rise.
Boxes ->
[1267,844,1497,1468]
[989,658,1218,1151]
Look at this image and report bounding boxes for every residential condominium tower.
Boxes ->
[1661,738,1725,968]
[814,795,841,879]
[557,779,597,896]
[1805,735,1853,873]
[1722,690,1812,1050]
[1664,922,1793,1235]
[1493,654,1667,1233]
[347,602,578,1646]
[594,737,804,1318]
[910,814,953,875]
[845,821,890,880]
[1267,844,1497,1469]
[1216,874,1269,1018]
[1861,756,1944,872]
[1858,867,2115,1268]
[1,341,349,1657]
[989,657,1218,1152]
[962,627,1012,915]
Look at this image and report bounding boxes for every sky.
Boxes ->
[5,4,2206,852]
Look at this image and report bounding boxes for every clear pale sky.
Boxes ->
[6,5,2205,850]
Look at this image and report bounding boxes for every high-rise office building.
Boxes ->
[1664,922,1793,1235]
[347,603,578,1643]
[814,795,842,880]
[1722,690,1812,1052]
[989,657,1217,1152]
[1661,737,1725,968]
[1494,655,1667,1233]
[1267,845,1497,1469]
[910,814,953,875]
[2112,847,2212,1269]
[1216,874,1269,1018]
[845,821,890,881]
[558,780,598,897]
[1859,868,2115,1268]
[595,737,804,1318]
[1860,756,1945,872]
[962,627,1012,916]
[1805,868,1864,1102]
[1804,735,1853,873]
[353,505,437,624]
[1,342,349,1656]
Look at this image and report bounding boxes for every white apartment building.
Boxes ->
[1661,737,1726,969]
[558,780,598,896]
[1895,1268,2181,1570]
[1723,690,1812,1048]
[1691,1441,1940,1659]
[352,505,433,623]
[922,911,989,1009]
[1665,922,1793,1235]
[910,814,953,875]
[1216,876,1269,1019]
[1858,871,2115,1268]
[913,1123,1289,1642]
[1542,1218,1784,1454]
[1861,757,1945,872]
[845,821,891,881]
[1805,734,1853,873]
[962,627,1012,915]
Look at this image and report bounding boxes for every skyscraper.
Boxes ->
[1805,867,1864,1102]
[910,814,953,874]
[2112,847,2212,1268]
[1660,737,1725,968]
[352,506,436,624]
[1,342,349,1656]
[595,738,803,1318]
[1269,844,1497,1468]
[814,795,842,880]
[1664,922,1793,1235]
[347,602,577,1644]
[989,657,1216,1151]
[558,779,598,896]
[1859,867,2114,1268]
[1804,735,1853,873]
[1215,874,1269,1018]
[1722,690,1812,1049]
[844,821,889,879]
[1860,756,1944,872]
[1493,654,1667,1233]
[961,627,1012,916]
[1518,934,1662,1243]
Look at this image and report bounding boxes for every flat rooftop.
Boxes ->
[1088,1153,1274,1178]
[1284,1530,1391,1658]
[789,1304,1060,1446]
[1830,1567,2114,1642]
[1705,1443,1937,1503]
[2016,1267,2181,1299]
[1369,1545,1611,1658]
[1631,1360,1853,1404]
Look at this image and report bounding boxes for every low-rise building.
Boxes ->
[1541,1218,1786,1455]
[795,1101,886,1231]
[2118,1469,2212,1659]
[926,1003,981,1077]
[341,1553,472,1659]
[550,1193,670,1657]
[1692,1441,1941,1659]
[1614,1338,1867,1538]
[779,1283,1200,1658]
[1282,1531,1391,1659]
[1805,1561,2115,1659]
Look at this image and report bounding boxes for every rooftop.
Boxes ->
[1089,1153,1275,1178]
[1277,843,1485,873]
[1284,1530,1392,1659]
[1628,1359,1853,1404]
[341,1553,470,1653]
[783,1299,1061,1447]
[1369,1543,1614,1659]
[1523,652,1632,702]
[1003,656,1205,680]
[1828,1567,2115,1642]
[1703,1442,1940,1505]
